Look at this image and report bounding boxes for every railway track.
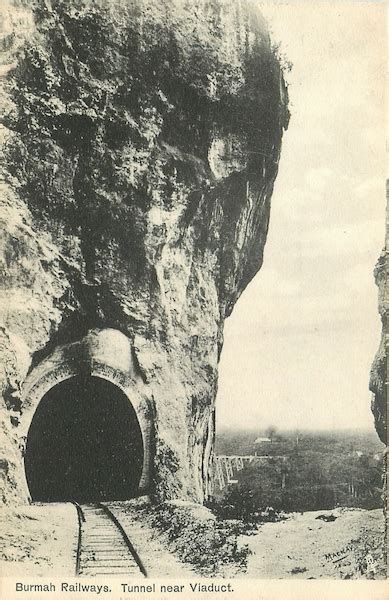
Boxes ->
[72,502,148,577]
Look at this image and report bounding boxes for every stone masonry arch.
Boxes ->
[19,328,153,502]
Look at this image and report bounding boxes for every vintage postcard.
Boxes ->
[0,0,387,599]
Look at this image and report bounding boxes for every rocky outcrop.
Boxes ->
[370,185,388,446]
[0,0,289,504]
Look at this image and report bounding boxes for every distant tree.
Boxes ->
[265,426,277,443]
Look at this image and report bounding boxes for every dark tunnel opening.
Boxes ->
[24,376,144,502]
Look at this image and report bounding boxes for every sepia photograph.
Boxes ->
[0,0,387,597]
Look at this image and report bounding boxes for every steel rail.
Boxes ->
[72,501,147,577]
[97,503,148,578]
[71,501,85,576]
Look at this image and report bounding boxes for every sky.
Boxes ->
[216,1,387,433]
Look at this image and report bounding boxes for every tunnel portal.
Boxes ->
[24,375,144,502]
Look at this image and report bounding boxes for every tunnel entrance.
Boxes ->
[24,376,144,502]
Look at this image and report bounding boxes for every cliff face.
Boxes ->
[0,0,289,504]
[369,187,388,446]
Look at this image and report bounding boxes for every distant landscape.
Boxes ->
[213,429,385,517]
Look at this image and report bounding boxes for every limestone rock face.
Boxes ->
[369,189,388,446]
[0,0,289,504]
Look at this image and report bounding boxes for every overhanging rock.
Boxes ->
[0,0,289,504]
